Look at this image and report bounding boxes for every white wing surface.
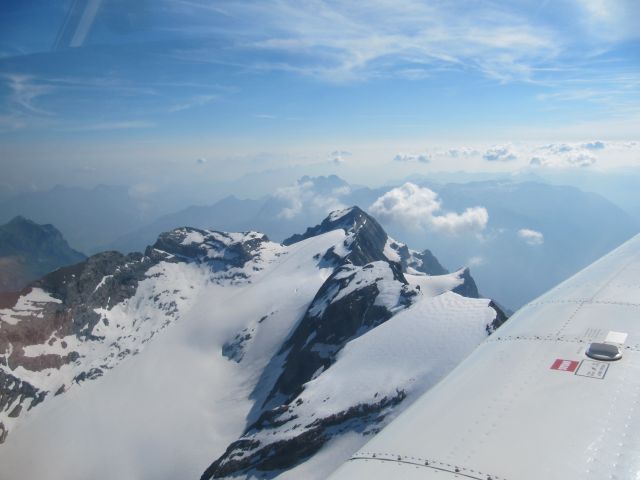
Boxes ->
[329,234,640,480]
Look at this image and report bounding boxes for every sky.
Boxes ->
[0,0,639,192]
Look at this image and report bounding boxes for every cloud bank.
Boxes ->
[369,183,488,235]
[529,141,603,168]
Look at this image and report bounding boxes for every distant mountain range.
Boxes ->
[105,175,636,310]
[0,217,85,293]
[0,185,152,254]
[0,175,636,310]
[0,207,505,479]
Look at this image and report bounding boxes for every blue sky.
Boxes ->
[1,0,639,191]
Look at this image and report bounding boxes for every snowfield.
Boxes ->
[0,230,344,478]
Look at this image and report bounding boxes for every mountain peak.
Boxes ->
[0,217,86,293]
[7,215,40,228]
[451,267,480,298]
[283,206,373,246]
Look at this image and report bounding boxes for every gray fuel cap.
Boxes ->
[586,342,622,361]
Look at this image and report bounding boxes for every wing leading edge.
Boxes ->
[329,234,640,480]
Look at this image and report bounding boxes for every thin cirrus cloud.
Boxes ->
[2,74,54,116]
[393,153,430,164]
[168,94,219,113]
[369,183,488,235]
[168,0,563,83]
[165,0,639,92]
[518,228,544,246]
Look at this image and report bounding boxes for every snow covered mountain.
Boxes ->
[0,206,505,479]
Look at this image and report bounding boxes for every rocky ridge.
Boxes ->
[202,207,504,478]
[0,227,270,443]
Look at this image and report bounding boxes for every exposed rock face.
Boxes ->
[0,226,269,444]
[452,267,480,298]
[0,216,86,293]
[0,370,46,444]
[262,261,415,411]
[203,391,407,480]
[386,240,448,276]
[150,228,268,270]
[33,251,152,338]
[486,300,509,333]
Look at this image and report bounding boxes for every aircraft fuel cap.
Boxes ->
[586,342,623,361]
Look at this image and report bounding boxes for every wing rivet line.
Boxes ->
[349,452,507,480]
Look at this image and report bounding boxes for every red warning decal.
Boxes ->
[550,359,579,372]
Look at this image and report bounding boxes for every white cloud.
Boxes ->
[530,151,596,168]
[518,228,544,246]
[483,145,518,162]
[329,150,351,165]
[393,153,430,164]
[582,140,605,150]
[445,148,479,158]
[565,152,597,167]
[275,179,349,219]
[538,143,573,154]
[369,183,488,235]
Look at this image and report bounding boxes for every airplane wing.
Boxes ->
[328,234,640,480]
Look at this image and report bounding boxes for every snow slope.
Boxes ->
[0,230,344,479]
